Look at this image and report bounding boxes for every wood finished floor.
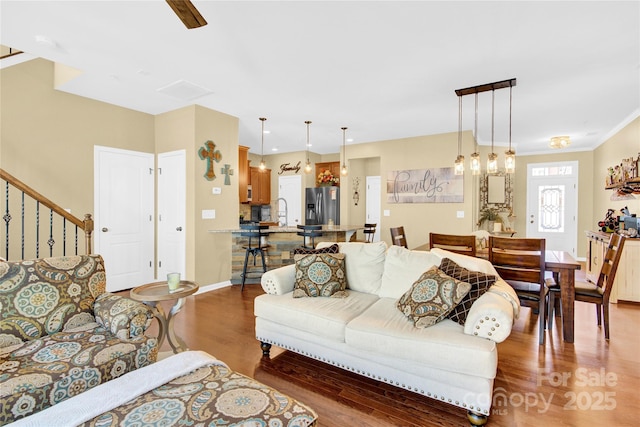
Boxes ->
[136,283,640,426]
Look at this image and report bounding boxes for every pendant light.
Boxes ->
[304,120,312,174]
[341,127,348,176]
[487,89,498,174]
[259,117,267,171]
[470,93,481,175]
[504,85,516,173]
[454,96,464,175]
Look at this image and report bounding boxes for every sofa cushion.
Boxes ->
[293,243,339,255]
[0,255,106,347]
[0,325,157,424]
[293,253,348,298]
[254,291,379,343]
[345,298,498,379]
[439,258,497,325]
[397,267,471,328]
[317,241,387,294]
[378,245,441,299]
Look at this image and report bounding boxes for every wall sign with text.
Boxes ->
[386,167,463,203]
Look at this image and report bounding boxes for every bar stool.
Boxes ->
[240,224,270,291]
[296,224,323,249]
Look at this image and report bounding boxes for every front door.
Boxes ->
[94,146,154,291]
[157,150,186,281]
[526,161,578,256]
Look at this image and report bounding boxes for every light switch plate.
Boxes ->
[457,210,465,218]
[383,210,390,217]
[212,187,222,195]
[202,209,215,219]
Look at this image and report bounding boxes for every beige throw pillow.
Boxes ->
[397,266,471,328]
[293,253,348,298]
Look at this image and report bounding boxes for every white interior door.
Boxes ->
[94,146,154,291]
[157,150,186,281]
[526,161,578,256]
[366,176,381,242]
[278,175,302,226]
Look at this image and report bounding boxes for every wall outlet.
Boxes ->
[202,209,215,219]
[212,187,222,195]
[457,210,465,218]
[383,210,390,217]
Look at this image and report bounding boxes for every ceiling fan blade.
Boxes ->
[166,0,207,29]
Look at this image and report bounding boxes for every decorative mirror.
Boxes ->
[479,171,513,213]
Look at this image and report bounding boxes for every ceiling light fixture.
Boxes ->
[259,117,267,171]
[454,78,517,175]
[341,127,348,176]
[505,85,516,174]
[454,96,465,175]
[304,121,312,174]
[549,135,571,149]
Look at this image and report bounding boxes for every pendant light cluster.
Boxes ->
[341,127,348,176]
[454,78,517,175]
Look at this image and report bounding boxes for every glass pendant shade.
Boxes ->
[505,150,516,174]
[454,155,465,175]
[487,152,498,174]
[259,160,266,170]
[470,152,481,175]
[304,161,312,173]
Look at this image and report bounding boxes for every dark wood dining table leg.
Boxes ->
[559,267,575,343]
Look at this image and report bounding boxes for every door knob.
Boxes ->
[176,227,183,231]
[101,227,109,232]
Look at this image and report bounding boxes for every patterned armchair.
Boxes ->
[0,255,158,424]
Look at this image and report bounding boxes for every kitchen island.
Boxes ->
[209,225,364,284]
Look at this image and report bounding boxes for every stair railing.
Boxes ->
[0,168,93,260]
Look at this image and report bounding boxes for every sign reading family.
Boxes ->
[387,167,463,203]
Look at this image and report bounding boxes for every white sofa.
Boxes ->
[254,242,519,426]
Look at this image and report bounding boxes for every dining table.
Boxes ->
[544,250,581,343]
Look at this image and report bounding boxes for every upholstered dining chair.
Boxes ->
[429,233,476,257]
[488,236,550,345]
[548,233,626,340]
[390,226,408,248]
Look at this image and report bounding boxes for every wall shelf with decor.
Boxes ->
[604,155,639,193]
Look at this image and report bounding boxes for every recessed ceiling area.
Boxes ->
[1,1,638,156]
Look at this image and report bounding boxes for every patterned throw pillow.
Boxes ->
[293,253,348,298]
[396,266,471,328]
[439,258,497,325]
[293,243,339,255]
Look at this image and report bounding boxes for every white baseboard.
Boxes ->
[194,280,232,295]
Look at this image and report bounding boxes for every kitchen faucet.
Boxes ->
[275,198,288,226]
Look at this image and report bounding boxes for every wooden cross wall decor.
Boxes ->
[221,164,233,185]
[198,140,222,181]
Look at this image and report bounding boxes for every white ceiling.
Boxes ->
[1,1,639,156]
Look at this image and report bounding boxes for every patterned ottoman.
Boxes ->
[11,351,317,427]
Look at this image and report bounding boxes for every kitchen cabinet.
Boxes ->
[239,146,250,203]
[586,231,640,303]
[315,161,341,187]
[250,166,271,205]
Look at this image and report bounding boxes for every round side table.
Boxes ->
[130,280,199,354]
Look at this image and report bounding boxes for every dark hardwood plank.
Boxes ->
[124,283,640,426]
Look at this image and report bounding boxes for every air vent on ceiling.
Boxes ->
[157,79,213,101]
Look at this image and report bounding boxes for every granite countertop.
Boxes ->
[209,225,364,233]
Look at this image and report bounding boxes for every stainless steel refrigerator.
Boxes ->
[305,186,340,225]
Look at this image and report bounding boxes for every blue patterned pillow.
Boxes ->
[293,253,348,298]
[396,266,471,328]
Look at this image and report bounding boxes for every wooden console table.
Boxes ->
[130,280,199,354]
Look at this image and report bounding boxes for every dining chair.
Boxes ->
[488,236,549,345]
[390,226,408,248]
[363,223,377,243]
[296,224,324,249]
[429,233,476,257]
[548,233,626,339]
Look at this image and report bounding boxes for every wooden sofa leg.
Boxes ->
[467,411,488,426]
[260,342,272,357]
